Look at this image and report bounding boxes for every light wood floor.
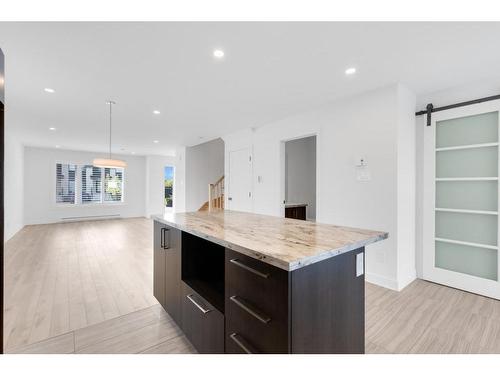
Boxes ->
[4,218,157,350]
[5,218,500,354]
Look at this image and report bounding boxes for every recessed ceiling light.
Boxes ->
[49,127,56,131]
[131,151,136,155]
[153,110,160,115]
[213,49,225,59]
[55,145,60,148]
[44,88,55,93]
[345,67,356,75]
[153,140,159,144]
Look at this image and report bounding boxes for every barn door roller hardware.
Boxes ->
[416,94,500,126]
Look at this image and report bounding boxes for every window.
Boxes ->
[55,163,124,205]
[164,166,174,208]
[56,163,77,204]
[104,167,124,202]
[81,165,102,204]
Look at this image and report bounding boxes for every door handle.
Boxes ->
[228,197,233,201]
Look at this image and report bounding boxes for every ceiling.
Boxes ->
[1,22,500,156]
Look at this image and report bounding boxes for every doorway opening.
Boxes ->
[164,166,174,210]
[283,135,317,221]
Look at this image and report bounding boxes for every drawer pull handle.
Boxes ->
[230,295,271,324]
[229,333,256,354]
[230,258,269,279]
[186,294,212,314]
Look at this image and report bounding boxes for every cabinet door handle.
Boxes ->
[161,227,170,249]
[186,294,212,314]
[229,259,269,279]
[229,333,256,354]
[230,295,271,324]
[160,227,165,249]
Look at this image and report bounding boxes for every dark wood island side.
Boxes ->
[153,210,387,354]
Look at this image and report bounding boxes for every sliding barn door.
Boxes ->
[0,48,4,353]
[423,100,500,299]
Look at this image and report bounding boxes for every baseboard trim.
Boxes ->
[60,214,121,221]
[397,271,417,291]
[4,224,25,243]
[366,272,399,291]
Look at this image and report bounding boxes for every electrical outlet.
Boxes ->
[356,253,364,277]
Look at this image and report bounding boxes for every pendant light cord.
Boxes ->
[109,101,112,159]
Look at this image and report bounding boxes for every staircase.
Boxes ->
[198,175,224,211]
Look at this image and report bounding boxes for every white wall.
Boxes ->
[396,85,417,288]
[4,130,24,241]
[285,136,316,220]
[145,148,186,217]
[185,138,224,212]
[223,84,417,291]
[24,147,147,225]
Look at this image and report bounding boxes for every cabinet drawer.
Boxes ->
[181,282,224,354]
[225,249,290,353]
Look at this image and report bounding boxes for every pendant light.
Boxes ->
[93,100,127,168]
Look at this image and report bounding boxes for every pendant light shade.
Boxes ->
[92,158,127,168]
[93,100,127,168]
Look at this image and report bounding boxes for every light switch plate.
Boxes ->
[356,252,364,277]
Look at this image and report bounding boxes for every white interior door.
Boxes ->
[423,100,500,299]
[227,148,252,212]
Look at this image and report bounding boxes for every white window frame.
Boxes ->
[54,161,78,206]
[103,167,125,204]
[164,165,175,212]
[81,164,104,205]
[54,162,125,206]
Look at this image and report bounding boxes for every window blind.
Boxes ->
[104,167,124,202]
[81,165,102,204]
[56,163,77,204]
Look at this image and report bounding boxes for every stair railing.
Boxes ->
[208,175,224,210]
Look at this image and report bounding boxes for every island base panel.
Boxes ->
[291,247,365,354]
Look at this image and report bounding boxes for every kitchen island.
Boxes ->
[153,210,387,354]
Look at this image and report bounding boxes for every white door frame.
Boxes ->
[423,99,500,299]
[280,133,319,219]
[227,147,253,212]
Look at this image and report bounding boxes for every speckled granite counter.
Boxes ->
[153,210,387,271]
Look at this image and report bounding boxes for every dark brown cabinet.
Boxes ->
[153,221,167,308]
[153,219,365,354]
[153,221,182,326]
[285,205,307,220]
[225,250,290,353]
[181,282,224,354]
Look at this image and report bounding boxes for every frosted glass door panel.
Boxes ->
[436,146,498,178]
[435,241,497,281]
[435,211,497,246]
[436,181,498,211]
[436,111,498,148]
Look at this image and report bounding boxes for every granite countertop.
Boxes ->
[153,210,388,271]
[284,202,308,208]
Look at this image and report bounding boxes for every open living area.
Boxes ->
[2,12,500,366]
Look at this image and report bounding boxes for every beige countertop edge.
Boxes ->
[153,215,388,272]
